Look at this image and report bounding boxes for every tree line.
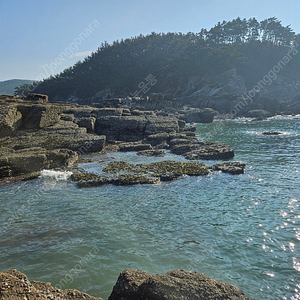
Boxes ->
[15,17,300,102]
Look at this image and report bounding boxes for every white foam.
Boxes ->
[40,170,73,181]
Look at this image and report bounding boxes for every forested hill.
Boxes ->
[30,17,300,103]
[0,79,33,95]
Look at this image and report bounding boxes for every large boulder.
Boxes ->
[145,116,179,135]
[108,269,252,300]
[95,115,179,142]
[0,106,22,137]
[18,104,63,129]
[0,269,102,300]
[95,116,148,141]
[0,147,78,178]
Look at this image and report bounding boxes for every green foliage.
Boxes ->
[0,79,33,95]
[32,17,299,102]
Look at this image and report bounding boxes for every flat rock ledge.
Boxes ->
[71,161,245,187]
[0,269,252,300]
[0,97,236,181]
[108,269,252,300]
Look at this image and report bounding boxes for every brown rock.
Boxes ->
[0,269,102,300]
[108,269,252,300]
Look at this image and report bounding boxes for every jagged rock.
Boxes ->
[0,269,102,300]
[108,269,252,300]
[211,162,246,175]
[0,106,22,137]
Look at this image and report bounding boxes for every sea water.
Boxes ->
[0,116,299,299]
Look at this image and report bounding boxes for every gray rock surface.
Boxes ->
[108,269,252,300]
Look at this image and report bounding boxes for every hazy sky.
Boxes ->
[0,0,299,81]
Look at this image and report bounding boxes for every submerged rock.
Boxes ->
[262,131,283,135]
[72,160,210,187]
[0,269,102,300]
[211,162,246,175]
[108,269,252,300]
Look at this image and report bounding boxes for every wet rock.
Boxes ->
[170,138,234,160]
[139,161,209,177]
[73,160,209,187]
[184,142,234,160]
[211,162,246,175]
[71,172,113,188]
[0,269,102,300]
[0,147,78,178]
[262,131,283,135]
[137,149,165,157]
[119,142,152,152]
[108,269,252,300]
[115,174,159,185]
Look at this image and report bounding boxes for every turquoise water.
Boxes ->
[0,116,299,299]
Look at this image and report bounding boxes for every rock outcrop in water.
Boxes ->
[108,269,252,300]
[0,95,240,181]
[71,160,245,187]
[0,269,252,300]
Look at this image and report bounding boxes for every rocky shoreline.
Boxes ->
[0,94,246,184]
[0,269,252,299]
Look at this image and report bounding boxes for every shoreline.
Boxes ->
[0,269,252,299]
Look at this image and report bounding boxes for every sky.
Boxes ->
[0,0,299,82]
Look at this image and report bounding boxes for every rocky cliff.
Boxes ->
[0,95,237,181]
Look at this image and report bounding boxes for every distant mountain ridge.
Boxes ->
[0,79,33,95]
